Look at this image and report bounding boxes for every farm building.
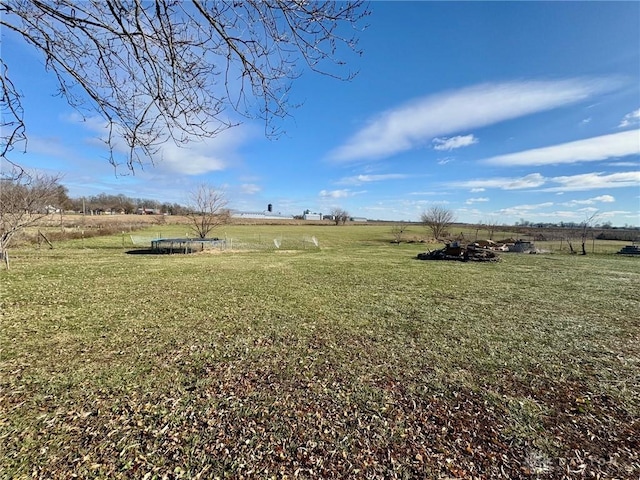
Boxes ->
[230,210,293,220]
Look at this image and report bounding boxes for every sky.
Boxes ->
[2,1,639,226]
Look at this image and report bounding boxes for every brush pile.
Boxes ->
[417,242,501,262]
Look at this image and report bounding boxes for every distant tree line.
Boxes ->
[515,219,638,231]
[62,192,191,216]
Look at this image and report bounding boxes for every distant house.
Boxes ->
[136,208,158,215]
[350,217,368,223]
[44,205,60,214]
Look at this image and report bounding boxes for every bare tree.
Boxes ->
[579,212,599,255]
[330,207,349,225]
[186,184,229,239]
[0,171,63,267]
[1,1,368,173]
[421,206,455,241]
[391,223,407,244]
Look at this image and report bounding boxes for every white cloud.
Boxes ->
[619,108,640,128]
[319,189,361,198]
[592,194,615,203]
[465,197,489,204]
[329,78,618,162]
[337,173,408,185]
[432,134,478,151]
[452,171,638,194]
[483,130,640,167]
[562,195,615,206]
[607,161,638,167]
[66,112,251,175]
[545,171,640,192]
[156,142,228,175]
[452,173,546,190]
[155,126,253,175]
[599,210,633,219]
[496,202,554,216]
[65,112,109,133]
[437,157,454,165]
[577,206,600,214]
[470,187,485,193]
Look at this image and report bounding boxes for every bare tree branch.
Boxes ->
[0,0,368,172]
[0,59,26,171]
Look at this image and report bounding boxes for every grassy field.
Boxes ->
[1,224,638,479]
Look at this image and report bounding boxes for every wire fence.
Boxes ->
[129,234,320,252]
[220,234,320,251]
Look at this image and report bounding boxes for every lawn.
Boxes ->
[1,224,638,479]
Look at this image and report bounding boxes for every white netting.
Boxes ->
[129,235,159,245]
[129,234,320,251]
[225,235,320,251]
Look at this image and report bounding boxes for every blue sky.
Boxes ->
[2,1,639,225]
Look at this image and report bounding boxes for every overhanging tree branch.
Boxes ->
[0,0,368,172]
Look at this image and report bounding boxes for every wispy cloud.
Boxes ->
[319,189,362,199]
[67,112,251,175]
[155,142,229,175]
[465,197,489,204]
[561,195,615,206]
[544,171,640,192]
[432,134,478,151]
[495,203,557,218]
[607,161,638,167]
[337,173,409,185]
[493,205,623,222]
[154,125,254,175]
[619,108,640,128]
[497,202,554,214]
[452,173,546,190]
[452,171,639,193]
[329,78,618,162]
[483,130,639,167]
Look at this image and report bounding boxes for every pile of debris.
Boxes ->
[417,242,501,262]
[617,244,640,255]
[493,238,536,252]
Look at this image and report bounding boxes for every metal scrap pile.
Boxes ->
[417,242,501,262]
